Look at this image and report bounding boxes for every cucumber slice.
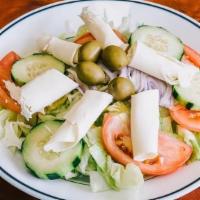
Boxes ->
[12,54,65,85]
[22,120,83,179]
[173,73,200,110]
[131,25,184,60]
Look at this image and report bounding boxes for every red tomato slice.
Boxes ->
[170,104,200,132]
[0,86,20,113]
[1,51,20,70]
[0,51,21,112]
[184,45,200,68]
[102,113,192,176]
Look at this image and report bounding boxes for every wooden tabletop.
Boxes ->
[0,0,199,200]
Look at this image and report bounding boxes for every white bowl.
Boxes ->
[0,1,200,200]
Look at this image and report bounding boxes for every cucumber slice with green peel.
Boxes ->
[12,54,65,85]
[173,73,200,110]
[131,25,184,60]
[22,120,83,179]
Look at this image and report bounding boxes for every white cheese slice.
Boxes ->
[6,69,78,120]
[38,35,81,66]
[129,42,198,87]
[80,7,124,48]
[44,90,113,152]
[131,90,159,161]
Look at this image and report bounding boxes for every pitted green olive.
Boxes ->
[77,61,106,86]
[108,77,135,100]
[79,41,102,62]
[102,45,128,71]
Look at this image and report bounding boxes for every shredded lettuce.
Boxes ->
[160,116,173,133]
[89,171,110,192]
[65,171,78,180]
[106,101,130,113]
[38,113,58,122]
[68,173,90,185]
[177,126,200,162]
[0,109,31,150]
[1,120,24,149]
[44,90,82,118]
[78,144,93,175]
[89,144,107,172]
[0,109,16,139]
[16,114,33,136]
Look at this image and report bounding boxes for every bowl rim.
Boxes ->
[0,1,199,200]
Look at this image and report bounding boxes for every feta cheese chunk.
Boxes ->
[38,35,81,66]
[80,7,124,48]
[44,90,113,152]
[5,69,78,120]
[129,42,198,87]
[131,90,159,161]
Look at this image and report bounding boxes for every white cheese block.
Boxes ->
[129,42,198,87]
[6,69,78,120]
[44,90,113,152]
[131,90,159,161]
[80,7,124,48]
[38,35,81,66]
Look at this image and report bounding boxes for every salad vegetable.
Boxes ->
[0,6,199,193]
[184,45,200,67]
[102,113,192,175]
[129,25,184,60]
[170,105,200,132]
[11,54,66,85]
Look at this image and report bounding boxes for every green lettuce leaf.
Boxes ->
[160,116,173,133]
[177,126,200,162]
[89,171,110,192]
[45,90,82,117]
[1,120,24,149]
[106,101,130,114]
[0,109,31,150]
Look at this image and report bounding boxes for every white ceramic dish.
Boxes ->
[0,1,200,199]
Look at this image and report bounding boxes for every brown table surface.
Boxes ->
[0,0,199,200]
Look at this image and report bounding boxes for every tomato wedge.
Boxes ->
[0,51,20,80]
[102,113,192,175]
[1,51,20,70]
[0,86,20,113]
[184,45,200,68]
[74,29,127,45]
[170,104,200,132]
[0,51,21,112]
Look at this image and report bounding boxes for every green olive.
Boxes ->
[79,41,102,62]
[102,45,128,71]
[108,77,135,100]
[77,61,106,86]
